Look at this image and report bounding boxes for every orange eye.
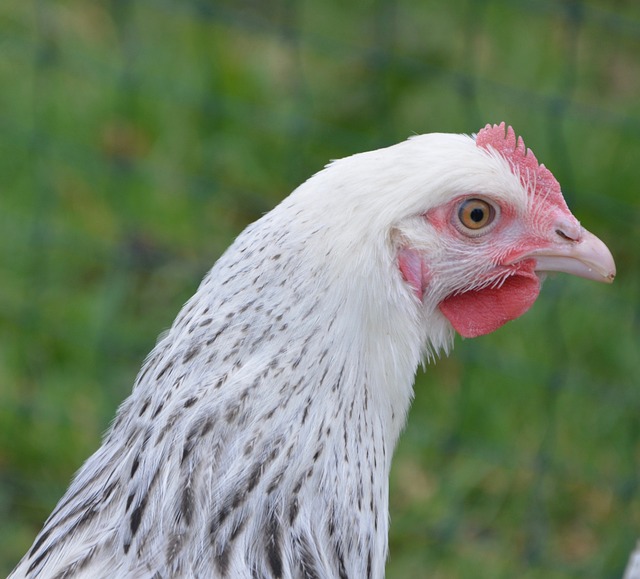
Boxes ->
[457,198,496,232]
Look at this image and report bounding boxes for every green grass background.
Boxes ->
[1,0,639,577]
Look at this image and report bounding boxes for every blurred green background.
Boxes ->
[1,0,639,577]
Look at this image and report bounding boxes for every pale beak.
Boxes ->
[529,227,616,283]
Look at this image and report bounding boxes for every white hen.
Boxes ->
[11,123,615,579]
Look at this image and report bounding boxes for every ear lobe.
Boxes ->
[398,247,430,301]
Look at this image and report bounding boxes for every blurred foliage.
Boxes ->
[1,0,639,577]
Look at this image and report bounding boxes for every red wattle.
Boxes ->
[438,268,540,338]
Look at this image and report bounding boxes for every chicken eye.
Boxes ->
[457,198,496,233]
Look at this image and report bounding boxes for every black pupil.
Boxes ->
[470,207,485,223]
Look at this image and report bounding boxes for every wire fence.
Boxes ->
[1,0,639,576]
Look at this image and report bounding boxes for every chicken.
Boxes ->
[11,123,615,579]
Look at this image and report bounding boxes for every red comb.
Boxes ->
[476,122,567,210]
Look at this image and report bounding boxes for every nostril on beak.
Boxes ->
[555,222,582,243]
[555,228,574,241]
